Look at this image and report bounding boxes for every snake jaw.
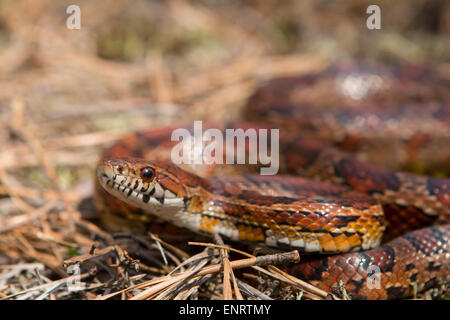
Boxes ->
[96,157,195,227]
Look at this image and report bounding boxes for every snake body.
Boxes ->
[95,61,450,299]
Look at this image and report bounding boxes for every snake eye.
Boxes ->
[140,167,154,182]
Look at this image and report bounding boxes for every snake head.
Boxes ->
[96,157,192,216]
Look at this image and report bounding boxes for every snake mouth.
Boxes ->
[96,164,183,210]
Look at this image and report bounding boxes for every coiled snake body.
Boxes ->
[95,61,450,299]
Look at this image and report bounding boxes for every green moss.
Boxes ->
[67,247,79,257]
[275,19,300,53]
[23,168,50,189]
[55,166,80,190]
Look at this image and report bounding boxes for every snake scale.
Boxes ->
[94,61,450,300]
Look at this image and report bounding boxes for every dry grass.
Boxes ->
[0,0,448,300]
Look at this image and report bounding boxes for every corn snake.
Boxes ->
[95,61,450,299]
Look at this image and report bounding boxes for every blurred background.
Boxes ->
[0,0,449,299]
[0,0,449,186]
